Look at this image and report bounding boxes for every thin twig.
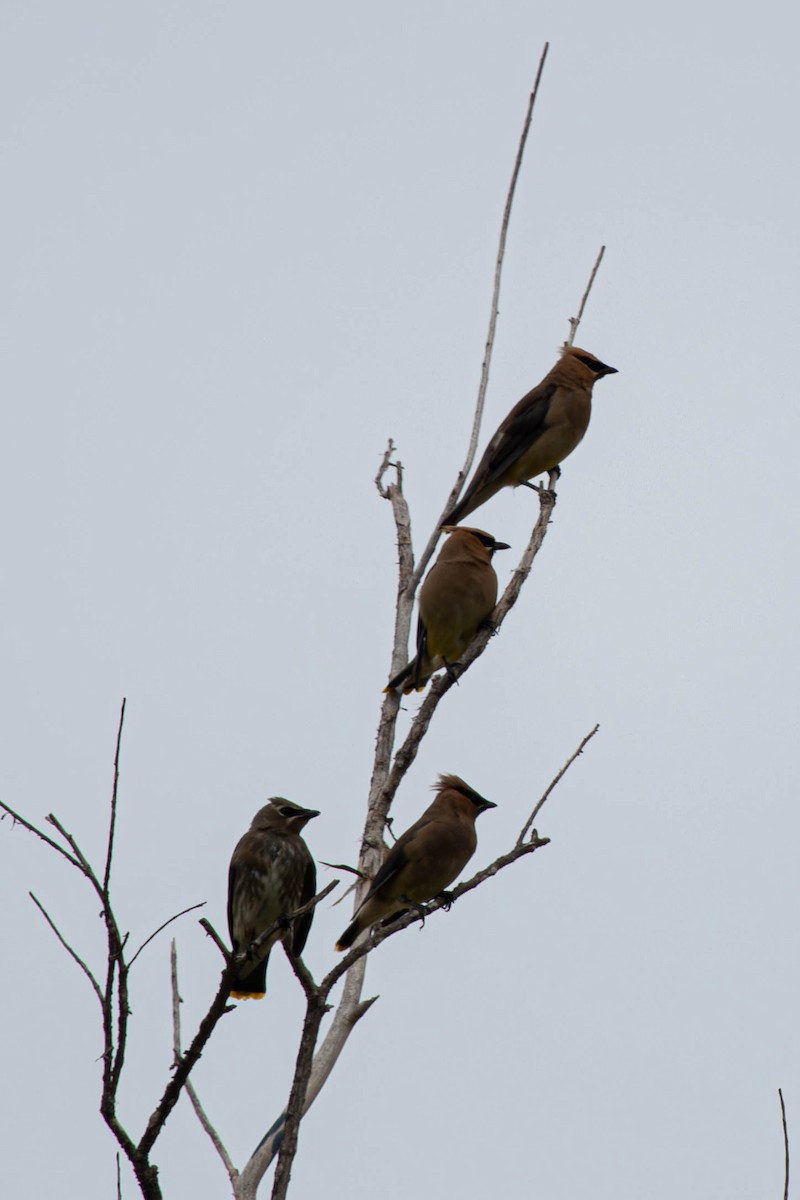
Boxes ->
[116,1152,122,1200]
[566,245,605,346]
[45,813,104,899]
[104,699,126,895]
[199,918,232,961]
[139,961,238,1158]
[29,891,104,1005]
[517,725,600,845]
[419,41,551,589]
[319,860,365,879]
[779,1088,790,1200]
[171,941,238,1187]
[129,902,207,968]
[0,801,82,870]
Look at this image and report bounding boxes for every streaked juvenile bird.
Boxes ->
[442,345,617,526]
[334,775,496,951]
[227,798,319,1000]
[384,526,509,695]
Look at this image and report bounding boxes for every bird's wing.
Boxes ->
[413,612,428,688]
[291,855,317,957]
[475,382,557,488]
[362,840,411,902]
[226,859,239,943]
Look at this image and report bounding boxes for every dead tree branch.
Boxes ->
[29,890,104,1005]
[779,1088,790,1200]
[567,244,606,346]
[171,940,238,1190]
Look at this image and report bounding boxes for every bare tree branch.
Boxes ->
[517,725,600,845]
[45,812,105,898]
[104,698,126,895]
[129,902,207,969]
[29,890,104,1005]
[419,39,551,588]
[171,941,238,1189]
[779,1088,790,1200]
[0,801,82,870]
[199,918,233,961]
[566,245,606,347]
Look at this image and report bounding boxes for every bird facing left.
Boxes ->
[227,798,319,1000]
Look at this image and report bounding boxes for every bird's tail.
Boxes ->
[230,954,269,1001]
[334,920,360,952]
[383,657,429,695]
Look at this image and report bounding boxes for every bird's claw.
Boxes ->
[436,890,456,911]
[443,660,463,684]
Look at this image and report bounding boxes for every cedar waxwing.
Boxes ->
[442,345,617,526]
[227,798,319,1000]
[335,775,496,951]
[384,527,510,695]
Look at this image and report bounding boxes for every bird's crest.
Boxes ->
[435,774,496,810]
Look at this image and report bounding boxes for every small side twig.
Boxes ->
[566,244,605,347]
[517,725,600,845]
[103,698,126,895]
[199,919,232,961]
[0,801,82,870]
[29,891,104,1005]
[129,902,207,968]
[779,1088,790,1200]
[170,941,238,1188]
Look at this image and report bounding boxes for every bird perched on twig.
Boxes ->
[334,775,496,951]
[442,345,617,526]
[227,798,319,1000]
[384,526,509,695]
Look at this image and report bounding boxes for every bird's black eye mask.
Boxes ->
[575,352,617,377]
[575,353,603,372]
[453,783,490,808]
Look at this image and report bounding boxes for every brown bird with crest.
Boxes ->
[384,526,509,695]
[442,345,617,526]
[335,775,496,951]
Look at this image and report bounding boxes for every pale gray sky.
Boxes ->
[2,3,799,1198]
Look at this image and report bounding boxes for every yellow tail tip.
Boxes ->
[230,990,266,1001]
[334,941,346,953]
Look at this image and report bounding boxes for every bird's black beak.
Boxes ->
[597,362,618,377]
[493,541,511,552]
[300,808,321,820]
[478,799,497,813]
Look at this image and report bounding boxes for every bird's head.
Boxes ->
[441,526,510,557]
[560,345,618,379]
[251,798,321,833]
[435,774,497,817]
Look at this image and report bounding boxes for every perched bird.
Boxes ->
[227,798,319,1000]
[335,775,496,951]
[384,526,510,694]
[442,345,617,526]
